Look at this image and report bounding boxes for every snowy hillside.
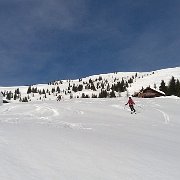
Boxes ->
[0,97,180,180]
[0,67,180,102]
[0,67,180,179]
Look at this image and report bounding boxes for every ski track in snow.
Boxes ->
[111,104,127,110]
[0,98,180,180]
[0,106,16,113]
[0,103,90,130]
[147,100,170,124]
[155,108,170,124]
[34,105,60,117]
[34,104,89,130]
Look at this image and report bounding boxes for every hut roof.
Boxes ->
[142,87,165,96]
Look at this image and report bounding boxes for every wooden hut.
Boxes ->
[138,87,165,98]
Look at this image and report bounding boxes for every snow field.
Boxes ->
[0,97,180,180]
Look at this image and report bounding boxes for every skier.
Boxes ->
[125,96,136,114]
[57,95,62,101]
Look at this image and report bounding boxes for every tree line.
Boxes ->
[159,76,180,97]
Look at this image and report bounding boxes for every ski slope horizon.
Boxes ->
[0,66,180,102]
[1,66,180,88]
[0,97,180,180]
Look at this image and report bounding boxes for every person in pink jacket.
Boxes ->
[125,96,136,113]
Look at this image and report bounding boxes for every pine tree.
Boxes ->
[22,97,28,102]
[6,92,12,100]
[1,91,5,97]
[167,76,176,95]
[135,73,138,78]
[16,88,20,94]
[14,93,17,100]
[34,87,38,93]
[159,80,167,94]
[128,78,133,84]
[107,83,110,91]
[56,86,60,93]
[109,90,116,98]
[126,82,129,88]
[81,93,86,98]
[96,82,99,89]
[92,94,97,98]
[39,90,42,95]
[175,79,180,97]
[101,82,105,89]
[113,79,126,92]
[98,90,108,98]
[85,94,90,98]
[72,85,78,92]
[78,84,83,91]
[90,82,96,91]
[51,88,55,93]
[27,86,32,94]
[120,78,126,92]
[42,89,46,94]
[98,76,102,81]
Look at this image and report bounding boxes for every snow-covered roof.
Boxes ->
[143,87,166,95]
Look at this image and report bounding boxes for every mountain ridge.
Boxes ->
[0,66,180,102]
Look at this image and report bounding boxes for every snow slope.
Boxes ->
[0,97,180,180]
[0,67,180,101]
[127,67,180,94]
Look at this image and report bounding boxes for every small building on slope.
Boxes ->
[137,87,165,98]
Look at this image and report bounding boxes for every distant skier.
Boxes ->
[57,95,62,101]
[125,96,136,114]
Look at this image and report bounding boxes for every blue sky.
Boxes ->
[0,0,180,86]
